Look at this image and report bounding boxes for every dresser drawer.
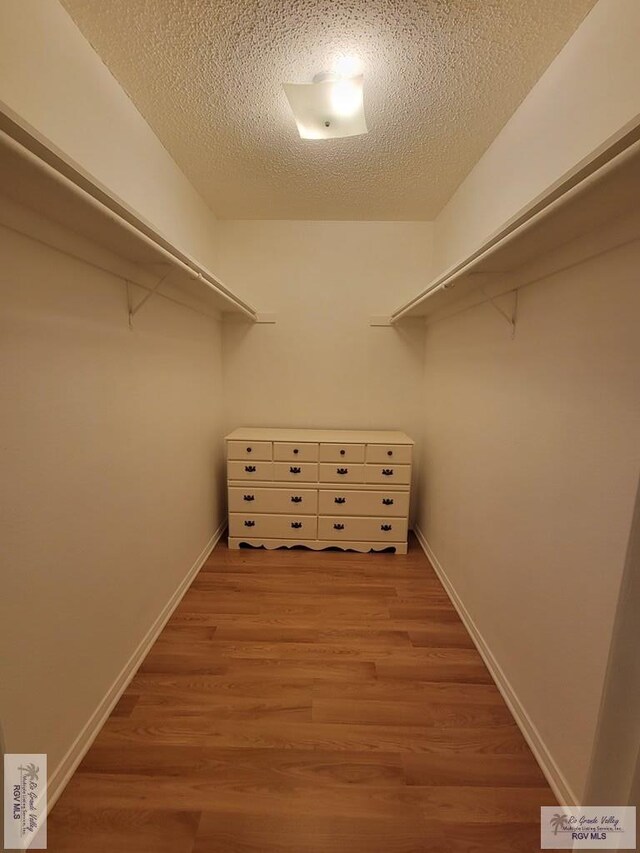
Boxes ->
[319,489,409,517]
[319,443,365,463]
[227,440,272,461]
[229,487,318,514]
[319,463,365,483]
[228,460,273,481]
[366,444,412,464]
[319,516,408,542]
[274,442,319,462]
[230,513,318,539]
[365,464,411,485]
[273,462,319,482]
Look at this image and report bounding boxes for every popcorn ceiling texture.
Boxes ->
[61,0,596,220]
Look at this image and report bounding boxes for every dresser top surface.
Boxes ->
[225,427,414,445]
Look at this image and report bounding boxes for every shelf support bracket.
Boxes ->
[483,288,519,339]
[126,280,134,330]
[127,267,172,328]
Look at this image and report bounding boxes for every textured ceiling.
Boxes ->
[61,0,596,220]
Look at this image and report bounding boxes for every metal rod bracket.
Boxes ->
[483,288,519,338]
[128,267,172,326]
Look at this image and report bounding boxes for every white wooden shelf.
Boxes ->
[0,103,257,322]
[391,118,640,325]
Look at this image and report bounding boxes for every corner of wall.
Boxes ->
[432,0,640,275]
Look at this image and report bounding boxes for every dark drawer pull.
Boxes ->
[290,466,301,474]
[334,497,346,504]
[246,446,252,453]
[387,450,393,456]
[243,494,255,502]
[381,468,394,476]
[336,467,348,475]
[382,498,394,506]
[291,496,303,503]
[244,520,255,527]
[291,522,303,529]
[381,524,392,531]
[245,465,256,473]
[293,448,299,454]
[333,523,345,530]
[340,449,346,456]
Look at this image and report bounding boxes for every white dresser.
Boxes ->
[226,428,413,554]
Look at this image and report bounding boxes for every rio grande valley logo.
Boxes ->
[541,806,636,849]
[3,754,48,849]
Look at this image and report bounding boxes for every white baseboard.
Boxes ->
[46,519,227,812]
[413,524,578,806]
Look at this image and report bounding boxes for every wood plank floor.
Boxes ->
[48,535,554,852]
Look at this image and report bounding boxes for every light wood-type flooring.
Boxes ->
[48,534,555,851]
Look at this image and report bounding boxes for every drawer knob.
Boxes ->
[246,447,252,453]
[382,468,394,476]
[291,521,303,529]
[381,524,392,531]
[334,497,346,504]
[382,498,394,505]
[244,520,256,527]
[291,496,303,503]
[333,523,345,530]
[243,494,255,502]
[336,467,348,475]
[387,450,393,456]
[245,465,256,473]
[290,466,302,474]
[340,449,346,456]
[293,448,299,454]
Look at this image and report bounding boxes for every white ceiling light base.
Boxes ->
[283,73,367,140]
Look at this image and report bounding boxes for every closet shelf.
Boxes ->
[391,118,640,324]
[0,104,257,321]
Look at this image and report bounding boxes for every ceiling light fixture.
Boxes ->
[283,64,367,140]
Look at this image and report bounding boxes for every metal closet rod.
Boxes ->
[0,217,221,322]
[0,129,257,321]
[390,129,640,322]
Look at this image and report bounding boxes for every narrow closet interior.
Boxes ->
[1,1,639,850]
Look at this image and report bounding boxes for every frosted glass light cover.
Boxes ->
[283,75,367,140]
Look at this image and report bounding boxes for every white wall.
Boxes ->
[417,0,640,803]
[0,0,224,272]
[584,478,640,805]
[416,231,640,802]
[0,223,226,782]
[434,0,640,274]
[216,221,433,507]
[0,0,231,795]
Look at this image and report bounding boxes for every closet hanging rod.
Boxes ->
[390,118,640,323]
[0,217,222,322]
[0,120,257,321]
